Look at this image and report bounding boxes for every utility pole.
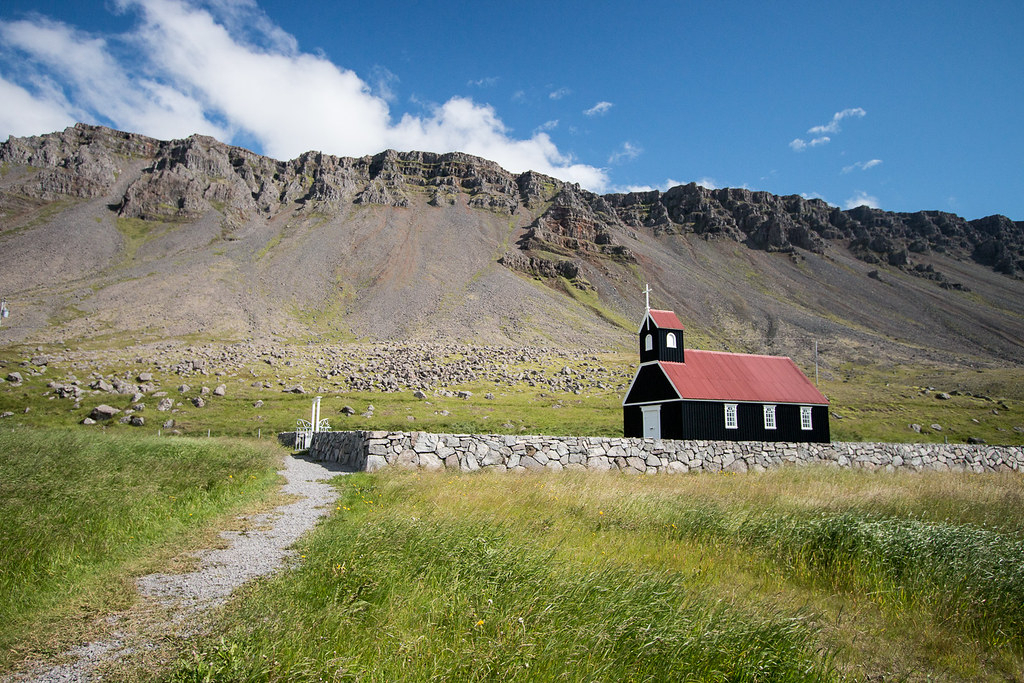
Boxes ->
[0,298,8,329]
[814,340,819,386]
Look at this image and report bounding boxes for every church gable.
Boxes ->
[623,364,680,405]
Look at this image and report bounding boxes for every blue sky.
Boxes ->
[1,0,1021,220]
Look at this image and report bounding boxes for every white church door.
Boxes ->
[641,405,662,439]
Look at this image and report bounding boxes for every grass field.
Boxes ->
[0,428,282,671]
[1,345,1022,445]
[153,467,1024,682]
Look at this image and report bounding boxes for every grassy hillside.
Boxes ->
[159,468,1024,681]
[1,343,1022,445]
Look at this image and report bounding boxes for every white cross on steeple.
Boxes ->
[643,284,652,313]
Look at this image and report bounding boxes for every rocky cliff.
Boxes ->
[5,124,1021,276]
[2,124,1024,367]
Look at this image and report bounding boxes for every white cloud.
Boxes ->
[608,141,641,164]
[584,101,613,117]
[844,191,880,209]
[800,192,833,205]
[0,14,228,141]
[790,136,830,152]
[0,0,609,191]
[790,107,865,152]
[808,107,866,135]
[0,75,76,138]
[548,87,571,100]
[842,158,882,173]
[535,119,559,132]
[696,177,718,190]
[615,178,685,193]
[467,76,498,88]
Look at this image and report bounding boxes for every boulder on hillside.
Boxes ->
[89,404,120,420]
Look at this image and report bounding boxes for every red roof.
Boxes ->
[658,351,828,405]
[648,309,685,329]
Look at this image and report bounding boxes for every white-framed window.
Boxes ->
[724,403,738,429]
[763,404,776,430]
[644,334,653,351]
[800,406,813,430]
[666,332,677,348]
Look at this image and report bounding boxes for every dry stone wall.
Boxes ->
[293,430,1024,474]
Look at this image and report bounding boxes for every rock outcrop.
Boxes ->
[3,123,1021,278]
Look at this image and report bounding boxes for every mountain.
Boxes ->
[2,123,1023,370]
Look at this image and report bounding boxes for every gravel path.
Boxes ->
[5,455,348,682]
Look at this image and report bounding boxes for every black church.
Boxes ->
[623,307,830,443]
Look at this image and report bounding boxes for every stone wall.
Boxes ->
[291,430,1024,474]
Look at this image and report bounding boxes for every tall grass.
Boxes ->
[167,467,1024,681]
[170,473,836,682]
[0,428,282,669]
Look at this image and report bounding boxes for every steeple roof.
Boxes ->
[648,309,685,330]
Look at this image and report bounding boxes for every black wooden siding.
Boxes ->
[624,401,830,443]
[639,318,685,364]
[624,364,678,405]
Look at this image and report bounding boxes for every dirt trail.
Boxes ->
[4,456,347,682]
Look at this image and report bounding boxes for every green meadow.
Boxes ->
[160,468,1024,681]
[0,428,281,670]
[0,347,1021,445]
[2,345,1024,680]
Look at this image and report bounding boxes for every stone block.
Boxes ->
[396,449,418,469]
[420,452,444,472]
[520,455,544,471]
[482,451,505,467]
[626,456,646,473]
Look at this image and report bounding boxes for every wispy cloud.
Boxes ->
[584,100,613,117]
[0,0,609,191]
[790,136,830,151]
[842,158,882,173]
[548,87,571,100]
[467,76,498,88]
[790,107,866,152]
[844,190,880,209]
[809,107,866,135]
[608,141,641,164]
[696,177,718,190]
[370,65,399,103]
[534,119,558,133]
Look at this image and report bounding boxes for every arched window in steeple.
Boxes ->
[644,334,653,351]
[666,332,677,349]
